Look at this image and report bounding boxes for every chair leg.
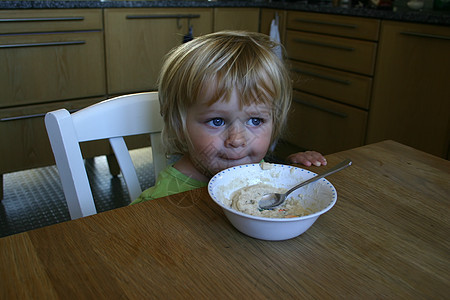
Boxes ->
[106,154,120,177]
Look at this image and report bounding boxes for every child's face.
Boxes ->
[185,89,273,179]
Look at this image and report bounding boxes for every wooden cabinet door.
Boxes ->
[0,97,107,173]
[0,32,106,107]
[290,61,373,109]
[286,11,380,41]
[367,21,450,158]
[213,8,260,32]
[286,30,377,76]
[104,8,213,95]
[0,9,103,34]
[285,91,367,155]
[0,9,106,107]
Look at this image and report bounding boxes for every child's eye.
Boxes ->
[207,118,225,127]
[246,118,263,127]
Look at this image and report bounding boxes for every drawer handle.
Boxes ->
[126,14,201,20]
[126,14,201,29]
[293,18,357,29]
[293,97,348,118]
[400,31,450,41]
[0,40,85,49]
[292,68,351,85]
[0,109,79,122]
[293,38,355,51]
[0,17,84,22]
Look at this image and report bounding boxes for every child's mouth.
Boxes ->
[218,153,246,161]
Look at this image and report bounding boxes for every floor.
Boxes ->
[0,147,158,238]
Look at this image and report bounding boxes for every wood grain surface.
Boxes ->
[1,140,449,299]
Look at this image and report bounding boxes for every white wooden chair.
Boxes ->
[45,92,166,220]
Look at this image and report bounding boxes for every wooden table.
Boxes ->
[1,140,449,299]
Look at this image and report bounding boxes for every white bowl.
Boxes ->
[208,163,337,241]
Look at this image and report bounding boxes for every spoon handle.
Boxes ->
[285,159,352,197]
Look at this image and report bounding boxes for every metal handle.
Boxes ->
[126,14,201,29]
[126,14,201,20]
[293,38,355,51]
[0,40,85,49]
[293,97,348,118]
[400,31,450,41]
[292,68,351,85]
[293,18,357,29]
[0,109,79,122]
[0,17,84,22]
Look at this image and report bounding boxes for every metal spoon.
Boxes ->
[258,159,352,210]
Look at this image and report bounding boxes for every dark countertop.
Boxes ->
[1,1,449,26]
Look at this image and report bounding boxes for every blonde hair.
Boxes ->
[158,30,292,156]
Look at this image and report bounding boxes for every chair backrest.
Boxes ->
[45,92,166,219]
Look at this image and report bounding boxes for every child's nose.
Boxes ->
[225,124,246,148]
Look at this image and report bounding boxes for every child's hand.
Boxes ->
[287,151,327,167]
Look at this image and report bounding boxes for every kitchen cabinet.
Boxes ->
[0,9,105,107]
[0,97,109,172]
[0,6,257,199]
[284,11,380,154]
[2,6,447,202]
[366,21,450,159]
[213,8,260,32]
[288,91,368,154]
[104,8,213,95]
[0,9,107,198]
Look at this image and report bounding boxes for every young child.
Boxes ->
[131,31,326,204]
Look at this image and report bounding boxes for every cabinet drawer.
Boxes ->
[0,97,108,174]
[287,11,380,41]
[290,61,372,109]
[0,9,103,34]
[286,30,377,76]
[285,91,367,155]
[0,31,106,107]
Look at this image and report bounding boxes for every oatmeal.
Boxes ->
[230,183,313,218]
